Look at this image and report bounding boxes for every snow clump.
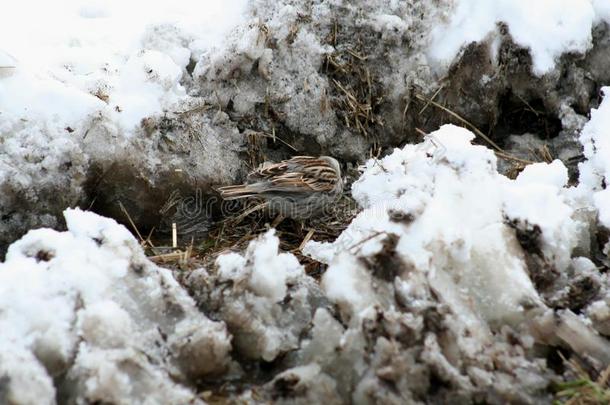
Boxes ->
[0,208,231,404]
[429,0,610,75]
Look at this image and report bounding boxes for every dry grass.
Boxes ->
[199,195,357,275]
[413,90,560,181]
[323,43,384,141]
[505,142,554,179]
[414,92,536,166]
[146,194,358,277]
[553,355,610,405]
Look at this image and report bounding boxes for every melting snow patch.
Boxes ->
[305,124,584,326]
[210,231,316,362]
[579,87,610,233]
[0,208,230,404]
[429,0,609,75]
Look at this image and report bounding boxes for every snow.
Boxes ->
[321,253,378,319]
[593,0,610,23]
[211,229,315,361]
[0,50,17,78]
[212,230,314,362]
[306,125,582,325]
[0,208,230,404]
[0,70,103,124]
[0,0,248,72]
[0,0,249,134]
[504,160,580,271]
[1,0,610,400]
[111,50,185,129]
[299,120,610,401]
[513,160,569,188]
[429,0,609,75]
[0,50,17,67]
[217,229,304,302]
[578,87,610,230]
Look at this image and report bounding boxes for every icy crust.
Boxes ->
[0,208,230,404]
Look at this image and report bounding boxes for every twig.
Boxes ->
[418,85,444,115]
[415,93,504,152]
[250,131,298,152]
[494,150,535,165]
[172,223,178,248]
[415,127,427,137]
[516,93,541,116]
[148,251,185,262]
[214,222,225,249]
[298,229,316,251]
[144,227,162,256]
[347,231,387,252]
[226,201,270,225]
[175,103,213,115]
[372,156,388,173]
[270,214,285,228]
[414,93,535,165]
[346,48,367,61]
[118,201,146,245]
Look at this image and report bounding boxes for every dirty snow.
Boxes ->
[0,208,230,404]
[306,125,551,325]
[2,0,610,402]
[300,121,610,402]
[205,231,317,362]
[0,0,249,133]
[217,229,304,303]
[578,87,610,231]
[0,0,250,250]
[430,0,610,75]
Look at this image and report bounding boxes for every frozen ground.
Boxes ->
[1,0,610,404]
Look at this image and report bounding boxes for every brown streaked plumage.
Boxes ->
[218,156,343,219]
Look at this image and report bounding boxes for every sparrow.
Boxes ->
[217,156,343,220]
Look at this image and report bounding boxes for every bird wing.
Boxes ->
[250,156,338,193]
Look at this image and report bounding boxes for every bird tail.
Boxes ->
[217,184,259,200]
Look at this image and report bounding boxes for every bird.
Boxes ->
[217,156,343,220]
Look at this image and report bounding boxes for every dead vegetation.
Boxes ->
[203,194,357,274]
[412,88,560,179]
[504,142,554,179]
[323,22,384,142]
[553,355,610,405]
[140,193,358,277]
